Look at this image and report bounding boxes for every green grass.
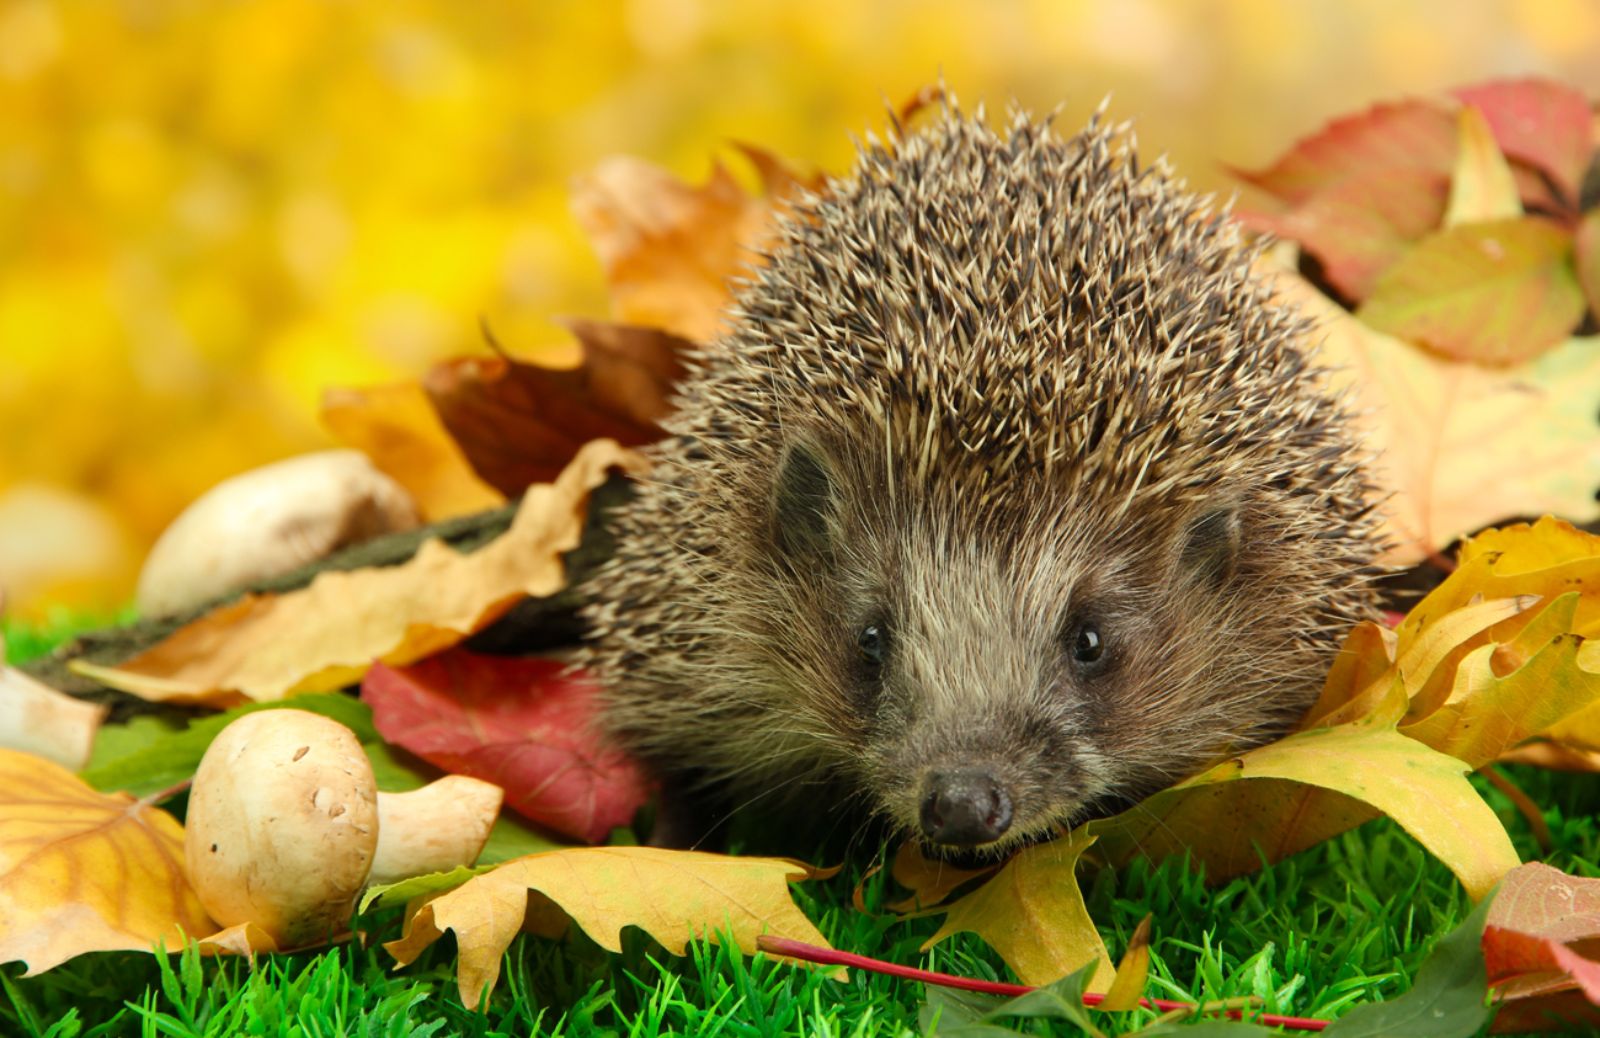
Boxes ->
[5,616,1597,1037]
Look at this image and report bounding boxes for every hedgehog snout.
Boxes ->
[918,768,1014,846]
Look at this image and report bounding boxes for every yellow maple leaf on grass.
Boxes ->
[385,846,835,1009]
[71,439,642,705]
[0,750,213,975]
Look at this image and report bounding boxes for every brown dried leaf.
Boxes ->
[571,153,811,343]
[0,749,213,974]
[321,382,504,521]
[71,440,643,705]
[424,321,688,496]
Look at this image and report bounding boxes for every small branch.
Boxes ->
[1483,765,1554,853]
[756,935,1330,1033]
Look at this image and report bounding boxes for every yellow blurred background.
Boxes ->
[2,0,1598,618]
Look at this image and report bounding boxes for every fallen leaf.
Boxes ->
[385,846,833,1009]
[1238,171,1446,300]
[1481,862,1600,1031]
[1356,217,1585,364]
[321,382,504,521]
[571,152,810,342]
[1278,268,1600,565]
[193,922,280,962]
[361,650,651,844]
[1444,107,1522,227]
[881,839,1000,913]
[424,320,689,496]
[1235,99,1457,205]
[920,960,1105,1038]
[70,440,642,705]
[1454,78,1595,204]
[1100,915,1152,1012]
[923,828,1113,991]
[0,749,213,974]
[1087,717,1516,901]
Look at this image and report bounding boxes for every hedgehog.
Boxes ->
[580,101,1384,854]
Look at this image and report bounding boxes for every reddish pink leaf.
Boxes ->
[1235,99,1457,205]
[1481,863,1600,1031]
[362,650,652,844]
[1239,170,1448,300]
[1455,78,1595,204]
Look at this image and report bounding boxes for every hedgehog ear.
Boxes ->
[771,440,840,560]
[1178,504,1242,588]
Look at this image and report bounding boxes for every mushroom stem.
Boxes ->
[0,637,106,769]
[369,775,504,886]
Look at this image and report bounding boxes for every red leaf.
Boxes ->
[424,321,688,496]
[1455,78,1595,205]
[362,651,653,844]
[1235,99,1457,205]
[1239,170,1448,300]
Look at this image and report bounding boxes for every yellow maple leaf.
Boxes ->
[385,846,834,1009]
[71,439,642,705]
[0,749,213,975]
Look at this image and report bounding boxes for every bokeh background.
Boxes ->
[3,0,1599,618]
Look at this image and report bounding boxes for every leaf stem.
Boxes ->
[139,778,194,806]
[755,935,1330,1032]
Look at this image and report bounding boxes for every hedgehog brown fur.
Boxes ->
[580,100,1385,853]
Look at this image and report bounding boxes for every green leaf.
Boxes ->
[919,959,1102,1037]
[1357,217,1584,364]
[1576,209,1600,318]
[1321,892,1493,1037]
[360,865,490,913]
[80,693,378,796]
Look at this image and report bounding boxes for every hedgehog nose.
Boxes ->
[919,770,1013,845]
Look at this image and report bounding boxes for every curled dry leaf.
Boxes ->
[321,381,505,521]
[0,749,213,975]
[424,320,689,496]
[385,846,834,1009]
[1276,265,1600,565]
[71,440,643,705]
[571,150,816,343]
[1452,78,1595,204]
[362,650,651,845]
[1442,106,1522,227]
[879,839,999,914]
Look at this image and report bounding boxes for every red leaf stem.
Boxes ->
[756,935,1330,1032]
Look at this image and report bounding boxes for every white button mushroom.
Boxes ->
[137,450,420,618]
[184,708,503,947]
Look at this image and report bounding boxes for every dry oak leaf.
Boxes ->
[361,651,651,845]
[321,381,505,522]
[1276,266,1600,566]
[571,150,814,343]
[1452,78,1596,204]
[1442,106,1522,228]
[424,320,689,497]
[923,828,1114,992]
[0,749,212,974]
[71,440,643,706]
[385,846,834,1009]
[880,838,999,914]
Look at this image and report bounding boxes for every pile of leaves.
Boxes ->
[4,78,1600,1035]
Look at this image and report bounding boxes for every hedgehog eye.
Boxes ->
[1068,621,1108,676]
[857,624,888,669]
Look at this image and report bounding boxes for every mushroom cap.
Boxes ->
[137,449,419,617]
[184,709,378,947]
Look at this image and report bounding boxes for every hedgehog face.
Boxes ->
[766,437,1303,855]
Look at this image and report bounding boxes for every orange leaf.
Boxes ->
[70,440,643,705]
[0,749,213,974]
[423,321,689,496]
[571,153,811,343]
[321,382,504,521]
[881,839,998,914]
